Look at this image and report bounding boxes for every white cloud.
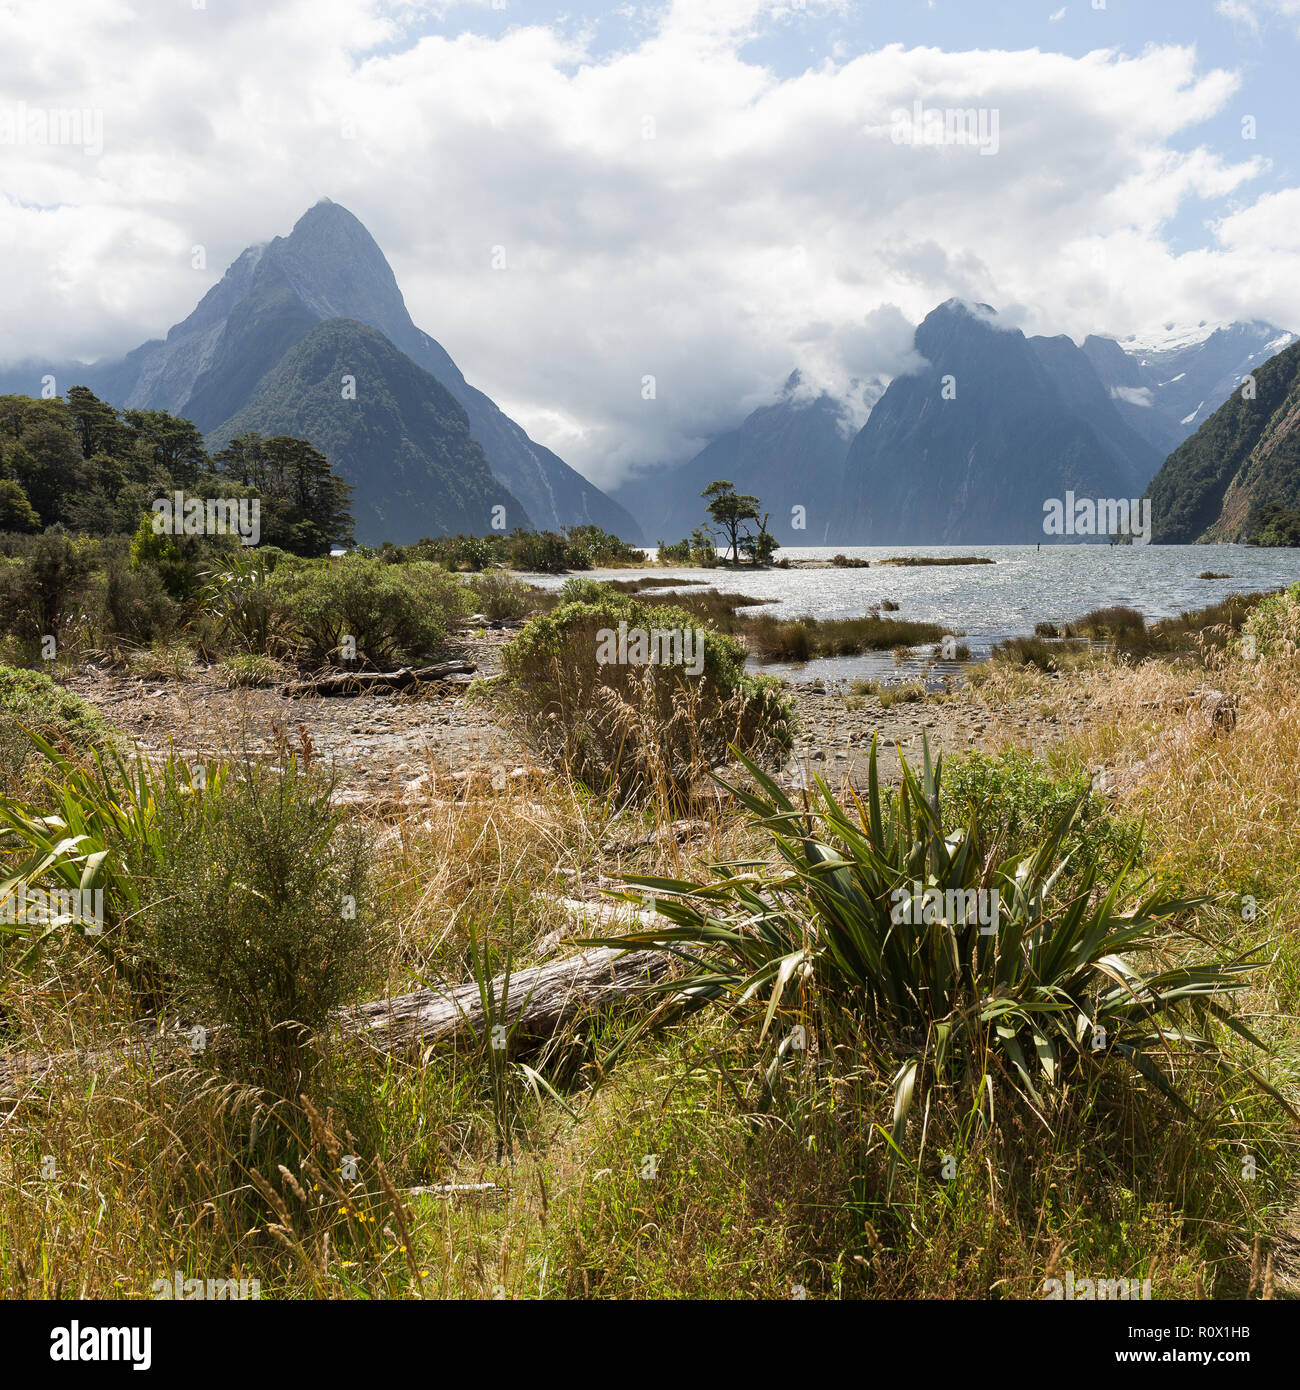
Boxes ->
[0,0,1296,489]
[1213,187,1300,252]
[1110,385,1154,407]
[1217,0,1300,33]
[1049,7,1066,22]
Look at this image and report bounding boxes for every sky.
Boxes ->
[2,0,1299,489]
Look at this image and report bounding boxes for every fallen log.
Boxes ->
[0,944,669,1101]
[345,945,668,1052]
[281,661,476,698]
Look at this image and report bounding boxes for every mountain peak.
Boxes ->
[281,199,389,265]
[288,198,365,235]
[932,297,999,321]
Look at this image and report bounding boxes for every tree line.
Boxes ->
[0,387,354,556]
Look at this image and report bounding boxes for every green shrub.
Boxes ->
[1243,582,1300,658]
[0,531,96,653]
[128,515,206,602]
[462,571,538,621]
[197,549,290,657]
[500,589,795,802]
[556,576,613,605]
[508,530,578,574]
[563,525,646,567]
[941,747,1143,886]
[0,734,164,993]
[0,664,105,743]
[92,552,180,646]
[270,557,471,668]
[0,665,107,796]
[139,753,379,1087]
[394,533,496,570]
[656,538,692,563]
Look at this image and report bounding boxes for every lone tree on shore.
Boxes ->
[702,480,760,564]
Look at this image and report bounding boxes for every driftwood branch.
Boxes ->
[344,945,668,1052]
[281,661,476,698]
[0,942,668,1101]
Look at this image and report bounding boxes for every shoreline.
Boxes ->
[61,621,1090,805]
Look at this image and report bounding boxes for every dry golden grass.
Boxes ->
[4,639,1300,1300]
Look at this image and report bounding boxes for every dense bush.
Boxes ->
[556,575,612,605]
[0,663,105,744]
[508,529,579,574]
[91,551,181,647]
[462,571,539,621]
[500,585,794,802]
[0,663,107,795]
[385,526,644,574]
[198,549,293,658]
[138,752,379,1087]
[1243,581,1300,657]
[0,531,96,654]
[563,524,646,567]
[128,514,207,602]
[941,746,1144,887]
[655,527,723,567]
[656,537,692,563]
[269,557,472,668]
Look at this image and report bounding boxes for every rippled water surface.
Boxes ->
[525,544,1300,685]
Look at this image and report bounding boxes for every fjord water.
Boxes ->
[527,544,1300,685]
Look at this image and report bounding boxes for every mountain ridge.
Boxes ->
[211,317,529,545]
[828,300,1157,544]
[0,201,641,544]
[1148,337,1300,543]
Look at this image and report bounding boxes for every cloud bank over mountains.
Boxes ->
[3,0,1300,488]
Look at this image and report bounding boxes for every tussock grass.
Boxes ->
[745,612,945,662]
[988,634,1093,671]
[216,653,282,688]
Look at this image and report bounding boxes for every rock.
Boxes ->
[1191,688,1237,733]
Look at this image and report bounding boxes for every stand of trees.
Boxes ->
[0,388,353,557]
[658,480,779,566]
[1248,503,1300,548]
